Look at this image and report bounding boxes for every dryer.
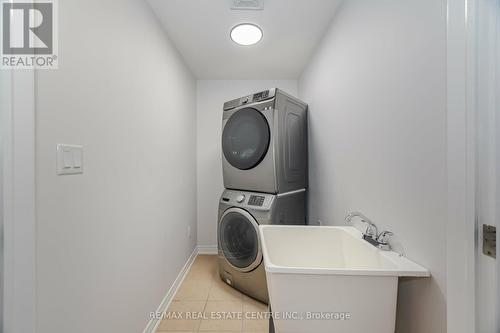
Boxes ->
[222,88,308,194]
[217,188,306,304]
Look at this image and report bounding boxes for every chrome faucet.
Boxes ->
[344,212,378,239]
[344,212,393,251]
[375,231,394,251]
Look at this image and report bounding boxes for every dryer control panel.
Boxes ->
[252,90,270,102]
[223,88,276,111]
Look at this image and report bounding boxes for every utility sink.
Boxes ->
[259,225,429,333]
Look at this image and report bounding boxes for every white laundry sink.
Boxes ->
[259,225,429,333]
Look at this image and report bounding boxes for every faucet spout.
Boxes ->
[344,212,394,251]
[344,211,378,239]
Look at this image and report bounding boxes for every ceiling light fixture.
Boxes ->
[230,23,263,46]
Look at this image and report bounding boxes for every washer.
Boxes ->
[217,188,306,304]
[222,88,308,194]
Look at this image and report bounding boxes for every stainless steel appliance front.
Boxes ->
[217,189,306,303]
[222,88,308,194]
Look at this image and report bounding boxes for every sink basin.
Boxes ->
[259,225,429,333]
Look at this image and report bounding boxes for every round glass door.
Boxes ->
[219,208,261,272]
[222,108,270,170]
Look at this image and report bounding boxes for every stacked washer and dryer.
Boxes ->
[217,88,308,304]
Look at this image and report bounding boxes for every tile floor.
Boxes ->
[156,255,269,333]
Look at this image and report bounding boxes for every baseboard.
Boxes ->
[142,247,198,333]
[197,245,218,255]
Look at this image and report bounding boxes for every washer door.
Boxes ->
[219,208,262,272]
[222,107,270,170]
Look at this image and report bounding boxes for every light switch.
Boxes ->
[57,144,83,175]
[63,150,72,168]
[73,150,82,168]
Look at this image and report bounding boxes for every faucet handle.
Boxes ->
[377,231,394,244]
[364,223,378,238]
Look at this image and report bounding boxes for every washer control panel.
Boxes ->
[220,190,274,210]
[236,194,246,203]
[248,195,265,206]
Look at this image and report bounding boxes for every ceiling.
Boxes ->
[146,0,342,79]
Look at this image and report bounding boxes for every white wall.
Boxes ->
[196,80,298,247]
[299,1,447,332]
[34,1,197,332]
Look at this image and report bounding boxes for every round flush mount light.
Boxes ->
[230,23,263,46]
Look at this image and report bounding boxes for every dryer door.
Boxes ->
[222,107,270,170]
[219,208,262,272]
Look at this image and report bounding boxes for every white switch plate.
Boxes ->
[57,144,83,175]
